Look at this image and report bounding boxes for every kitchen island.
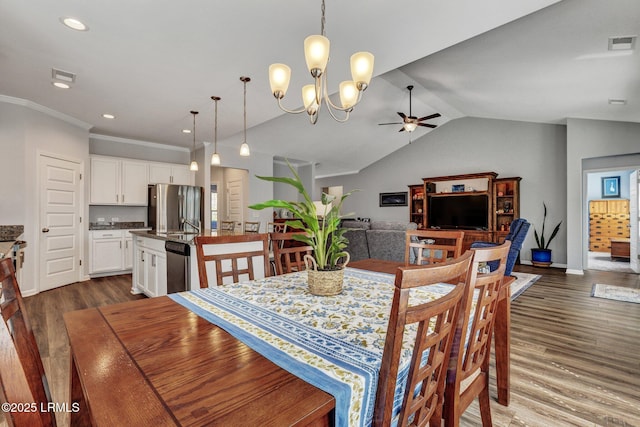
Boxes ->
[129,229,268,297]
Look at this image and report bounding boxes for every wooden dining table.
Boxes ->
[64,297,335,426]
[349,258,513,406]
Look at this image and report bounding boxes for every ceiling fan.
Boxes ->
[378,85,441,132]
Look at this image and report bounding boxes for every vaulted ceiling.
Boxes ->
[1,0,638,177]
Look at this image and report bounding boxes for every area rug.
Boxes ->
[591,284,640,304]
[510,272,541,300]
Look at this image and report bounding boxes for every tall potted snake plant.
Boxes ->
[531,202,562,267]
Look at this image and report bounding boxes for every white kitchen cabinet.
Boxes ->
[90,156,148,205]
[89,230,124,273]
[131,236,167,297]
[89,230,140,275]
[148,163,193,185]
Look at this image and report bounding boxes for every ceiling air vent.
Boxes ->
[608,36,636,51]
[51,68,76,83]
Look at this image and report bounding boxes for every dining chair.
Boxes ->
[0,258,57,427]
[270,232,313,275]
[373,251,474,427]
[219,221,235,232]
[194,234,270,287]
[244,221,261,233]
[267,222,287,233]
[441,241,511,427]
[405,229,465,266]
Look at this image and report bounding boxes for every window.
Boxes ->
[211,184,218,229]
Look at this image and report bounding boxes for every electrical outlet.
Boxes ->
[252,212,260,218]
[97,217,105,222]
[111,217,119,222]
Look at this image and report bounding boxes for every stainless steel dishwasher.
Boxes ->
[165,240,191,293]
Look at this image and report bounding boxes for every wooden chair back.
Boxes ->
[0,258,56,427]
[443,241,511,427]
[244,221,261,233]
[194,234,270,287]
[405,229,464,266]
[374,251,473,427]
[267,222,287,233]
[270,232,313,275]
[219,221,235,231]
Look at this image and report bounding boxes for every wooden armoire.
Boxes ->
[588,199,630,252]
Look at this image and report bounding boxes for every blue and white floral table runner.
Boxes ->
[169,268,454,427]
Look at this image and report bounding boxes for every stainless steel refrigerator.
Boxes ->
[148,184,204,232]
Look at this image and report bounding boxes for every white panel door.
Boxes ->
[39,155,82,291]
[227,179,243,228]
[630,171,639,273]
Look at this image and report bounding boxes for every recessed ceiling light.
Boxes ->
[102,113,116,119]
[182,129,191,134]
[608,99,627,105]
[60,17,88,31]
[52,82,70,89]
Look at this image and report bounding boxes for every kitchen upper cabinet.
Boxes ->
[149,163,193,185]
[90,156,148,205]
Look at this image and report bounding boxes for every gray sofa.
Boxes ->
[341,220,418,262]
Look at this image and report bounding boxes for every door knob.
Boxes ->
[42,228,50,233]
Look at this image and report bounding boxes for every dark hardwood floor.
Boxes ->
[12,267,640,426]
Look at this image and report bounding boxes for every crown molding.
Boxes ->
[315,169,360,179]
[0,95,92,130]
[90,133,190,152]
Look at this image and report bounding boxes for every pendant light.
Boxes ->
[189,110,199,171]
[210,96,221,165]
[239,76,251,157]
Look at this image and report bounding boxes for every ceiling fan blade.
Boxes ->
[418,123,437,128]
[397,112,407,119]
[417,113,441,122]
[378,122,403,126]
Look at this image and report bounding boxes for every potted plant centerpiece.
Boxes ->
[249,162,356,296]
[531,202,562,267]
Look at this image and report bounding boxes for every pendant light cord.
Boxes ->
[214,99,218,152]
[243,79,247,144]
[320,0,326,36]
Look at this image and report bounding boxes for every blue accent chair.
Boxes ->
[470,218,530,276]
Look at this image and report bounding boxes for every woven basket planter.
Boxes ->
[303,253,350,296]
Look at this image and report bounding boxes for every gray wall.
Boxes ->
[0,98,90,295]
[566,118,640,272]
[316,116,568,265]
[90,135,191,164]
[587,170,633,201]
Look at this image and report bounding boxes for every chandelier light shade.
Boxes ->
[268,0,374,124]
[189,110,199,171]
[210,96,221,165]
[239,76,251,157]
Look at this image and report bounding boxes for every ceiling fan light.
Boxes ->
[269,63,291,99]
[339,81,358,109]
[404,122,417,132]
[211,152,221,165]
[351,51,374,90]
[304,35,330,77]
[239,142,250,157]
[189,160,199,171]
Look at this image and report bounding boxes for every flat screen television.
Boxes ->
[428,194,489,230]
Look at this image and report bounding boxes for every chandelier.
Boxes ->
[189,110,199,171]
[268,0,374,124]
[210,96,221,165]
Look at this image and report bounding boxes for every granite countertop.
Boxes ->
[89,221,148,230]
[130,229,256,244]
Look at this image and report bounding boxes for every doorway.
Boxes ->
[210,167,249,230]
[585,169,637,273]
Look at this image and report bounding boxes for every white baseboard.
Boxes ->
[565,269,584,275]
